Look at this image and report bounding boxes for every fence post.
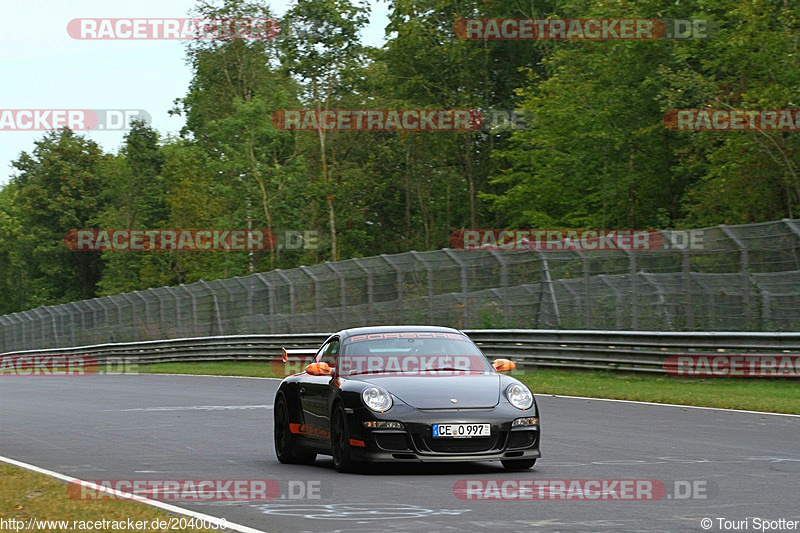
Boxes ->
[381,255,404,323]
[94,298,112,341]
[782,219,800,269]
[352,258,375,320]
[178,285,197,337]
[640,272,672,330]
[537,252,560,328]
[56,306,74,347]
[198,280,223,337]
[489,251,510,326]
[442,249,469,328]
[28,309,44,348]
[576,251,591,328]
[78,301,93,345]
[597,275,623,329]
[238,276,263,332]
[120,294,138,341]
[410,251,435,325]
[326,263,347,327]
[682,249,694,329]
[0,316,9,353]
[628,251,638,329]
[11,314,24,351]
[236,277,254,318]
[217,281,237,335]
[719,225,751,328]
[299,266,322,331]
[109,297,124,340]
[154,289,165,331]
[135,291,152,338]
[162,287,182,337]
[274,270,295,333]
[43,306,59,347]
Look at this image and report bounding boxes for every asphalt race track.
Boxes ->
[1,374,798,533]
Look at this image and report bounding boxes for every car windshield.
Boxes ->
[340,332,491,376]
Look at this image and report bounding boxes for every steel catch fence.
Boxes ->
[2,218,800,353]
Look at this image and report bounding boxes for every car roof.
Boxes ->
[336,325,465,340]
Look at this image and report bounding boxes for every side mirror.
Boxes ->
[492,359,516,372]
[305,362,333,376]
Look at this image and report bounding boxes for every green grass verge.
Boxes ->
[0,463,220,533]
[140,361,279,378]
[140,362,800,415]
[516,368,800,414]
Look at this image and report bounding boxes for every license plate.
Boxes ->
[432,423,490,438]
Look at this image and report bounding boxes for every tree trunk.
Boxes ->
[317,105,338,261]
[249,141,274,270]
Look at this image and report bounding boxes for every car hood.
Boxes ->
[351,372,501,409]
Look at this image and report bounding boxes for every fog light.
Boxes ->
[512,417,539,428]
[364,420,405,430]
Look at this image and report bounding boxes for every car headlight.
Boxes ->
[362,387,393,412]
[506,383,533,410]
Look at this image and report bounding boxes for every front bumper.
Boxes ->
[347,405,541,463]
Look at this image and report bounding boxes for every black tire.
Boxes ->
[331,404,361,473]
[274,396,316,465]
[501,458,537,471]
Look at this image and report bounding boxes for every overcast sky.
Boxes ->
[0,0,390,186]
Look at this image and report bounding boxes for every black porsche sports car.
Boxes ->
[273,325,541,472]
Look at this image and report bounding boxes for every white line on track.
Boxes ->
[0,455,269,533]
[104,405,273,412]
[543,394,800,418]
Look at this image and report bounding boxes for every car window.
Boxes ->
[339,333,490,375]
[316,338,339,369]
[314,341,331,363]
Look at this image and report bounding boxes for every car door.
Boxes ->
[298,337,339,441]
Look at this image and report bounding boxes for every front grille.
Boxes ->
[375,433,411,451]
[507,430,536,449]
[420,434,499,453]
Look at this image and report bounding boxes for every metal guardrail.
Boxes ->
[2,330,800,374]
[467,329,800,373]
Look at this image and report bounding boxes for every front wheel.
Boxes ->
[331,405,361,473]
[501,458,537,470]
[274,396,316,465]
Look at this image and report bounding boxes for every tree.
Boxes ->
[279,0,370,261]
[10,129,106,305]
[97,119,168,294]
[175,0,304,271]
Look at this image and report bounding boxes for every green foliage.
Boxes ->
[1,0,799,314]
[8,130,106,305]
[489,0,800,228]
